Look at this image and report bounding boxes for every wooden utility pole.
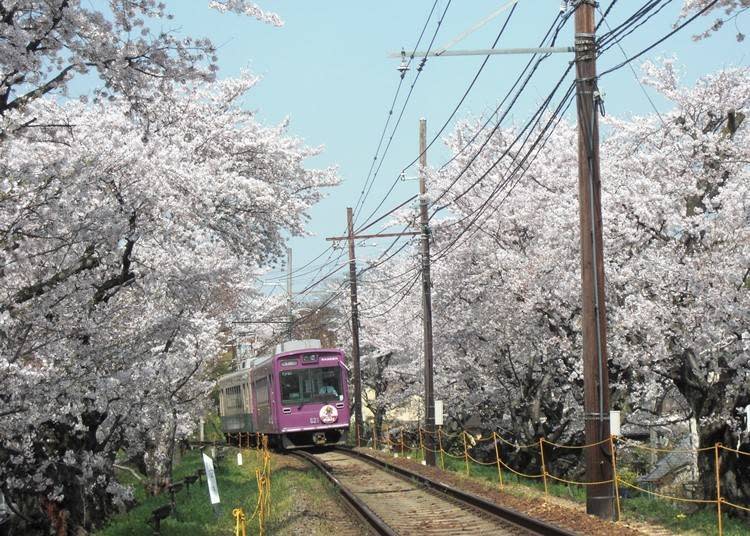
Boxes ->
[419,118,436,467]
[574,3,615,520]
[286,247,293,340]
[346,207,364,446]
[327,213,421,447]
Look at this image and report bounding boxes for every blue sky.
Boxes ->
[158,1,745,297]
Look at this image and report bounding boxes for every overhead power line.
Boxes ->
[353,0,453,224]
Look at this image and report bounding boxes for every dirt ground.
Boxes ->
[271,454,371,535]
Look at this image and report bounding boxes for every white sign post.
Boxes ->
[434,400,444,426]
[610,410,621,436]
[202,452,221,514]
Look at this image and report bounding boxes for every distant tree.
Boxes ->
[292,299,341,347]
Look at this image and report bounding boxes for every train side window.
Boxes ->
[225,385,243,411]
[254,377,268,404]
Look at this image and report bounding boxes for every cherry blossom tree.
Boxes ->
[423,117,587,470]
[356,62,747,492]
[0,2,339,533]
[604,61,750,505]
[0,0,282,118]
[0,73,336,534]
[355,255,424,439]
[680,0,749,40]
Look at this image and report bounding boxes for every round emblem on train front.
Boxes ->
[319,404,338,424]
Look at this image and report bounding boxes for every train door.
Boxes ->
[253,375,274,432]
[268,374,276,429]
[253,376,267,432]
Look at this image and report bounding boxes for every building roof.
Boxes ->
[638,437,693,483]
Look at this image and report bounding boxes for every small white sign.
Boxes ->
[434,400,444,426]
[237,452,243,466]
[610,410,621,436]
[202,453,220,505]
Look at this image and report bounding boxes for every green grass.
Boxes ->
[100,446,355,536]
[387,447,750,536]
[98,448,269,536]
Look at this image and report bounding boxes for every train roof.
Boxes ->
[217,368,249,386]
[217,340,345,385]
[237,339,325,370]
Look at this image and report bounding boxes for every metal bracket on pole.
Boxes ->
[574,33,596,62]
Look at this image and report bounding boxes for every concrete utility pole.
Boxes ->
[286,247,293,340]
[574,3,615,520]
[418,119,436,467]
[346,208,364,446]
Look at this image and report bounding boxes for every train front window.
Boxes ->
[280,367,342,405]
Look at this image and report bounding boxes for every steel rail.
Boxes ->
[333,447,577,536]
[291,450,394,535]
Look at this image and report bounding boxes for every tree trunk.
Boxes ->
[697,424,750,515]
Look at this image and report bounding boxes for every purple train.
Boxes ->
[218,339,350,448]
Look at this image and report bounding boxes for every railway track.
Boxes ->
[292,447,577,536]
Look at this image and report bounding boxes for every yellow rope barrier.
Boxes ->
[492,432,504,490]
[462,432,470,475]
[438,426,445,469]
[495,457,545,480]
[619,441,715,454]
[721,498,750,513]
[493,432,538,450]
[539,438,549,499]
[610,435,621,521]
[438,428,463,439]
[363,422,750,536]
[466,451,503,466]
[246,438,272,535]
[543,436,613,449]
[715,443,723,536]
[441,449,468,459]
[718,444,750,456]
[233,508,247,536]
[616,479,716,504]
[546,473,615,486]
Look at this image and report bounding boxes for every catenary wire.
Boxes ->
[354,0,453,224]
